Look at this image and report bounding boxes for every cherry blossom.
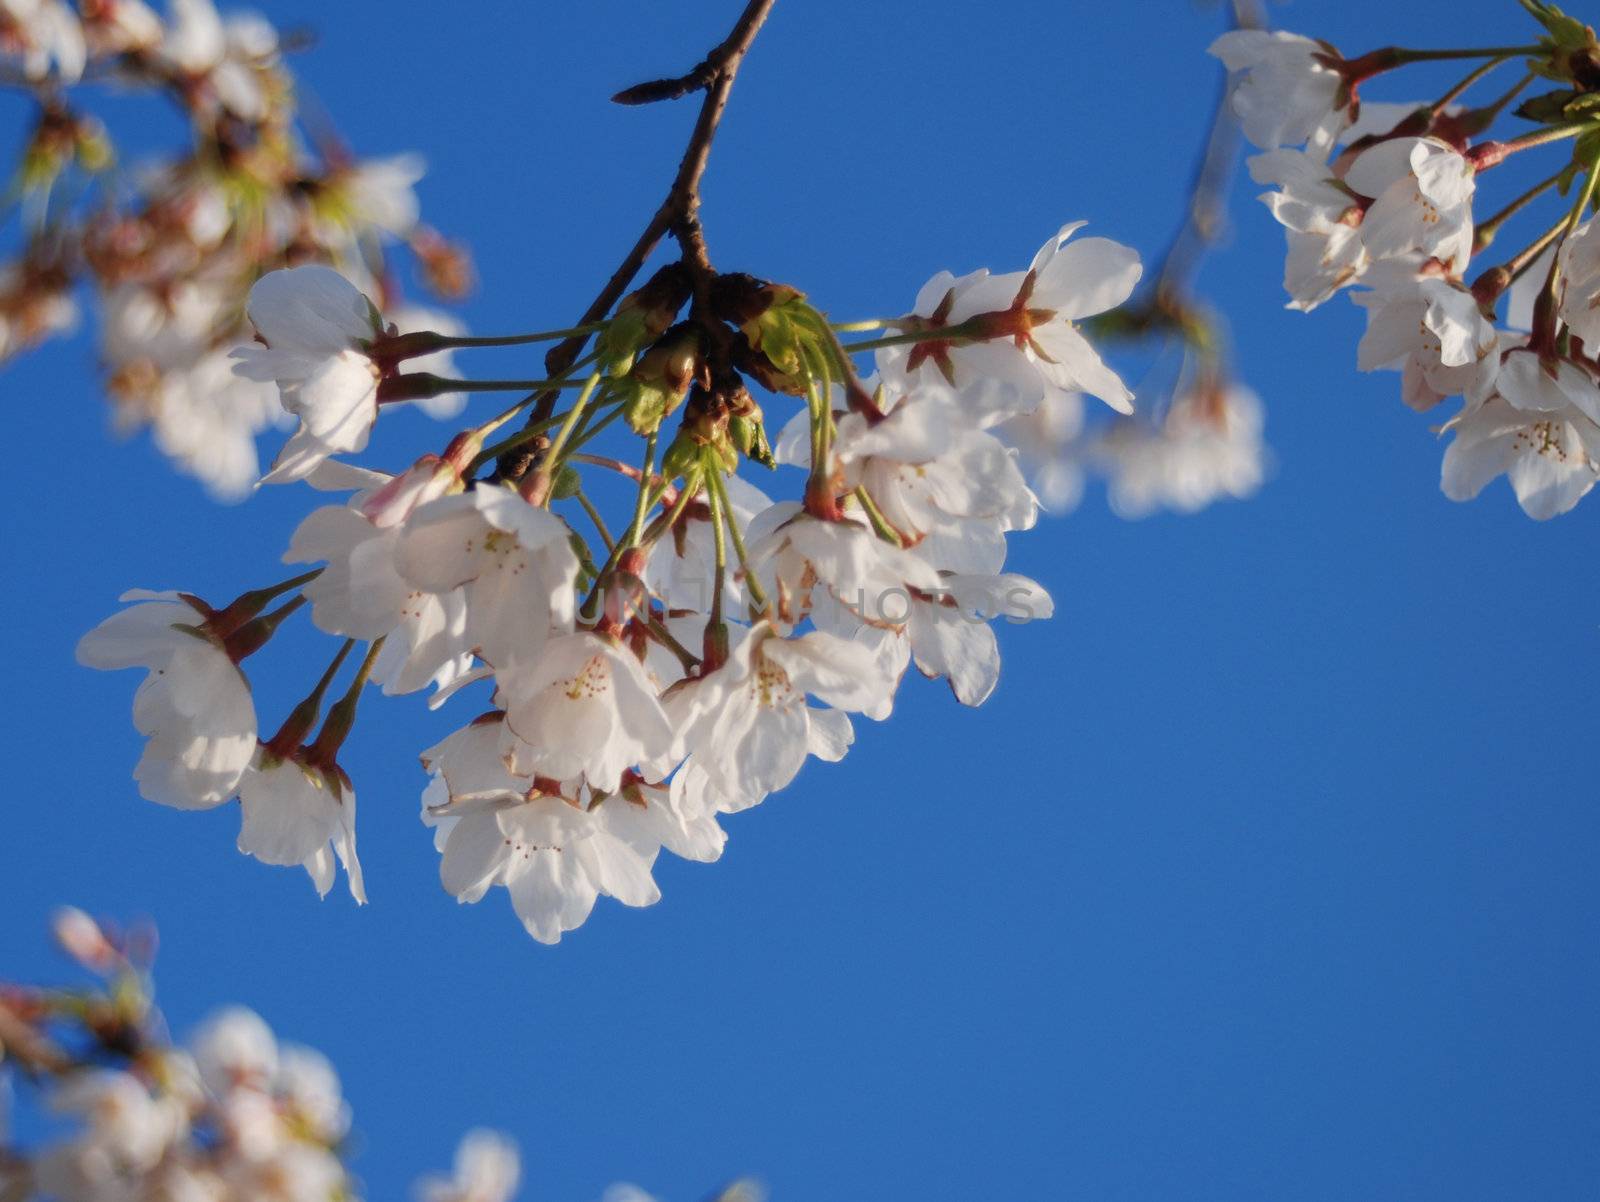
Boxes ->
[395,484,580,669]
[1209,29,1349,151]
[233,266,387,484]
[1352,261,1499,410]
[1344,136,1476,272]
[0,0,86,83]
[496,632,674,793]
[1249,148,1369,310]
[1557,216,1600,348]
[236,748,367,903]
[877,223,1140,413]
[1094,383,1267,518]
[75,590,257,811]
[418,1131,522,1202]
[1441,394,1600,519]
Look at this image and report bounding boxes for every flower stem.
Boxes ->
[1470,120,1600,169]
[853,486,904,546]
[574,490,616,552]
[709,468,767,609]
[705,465,729,628]
[1531,150,1600,347]
[1474,166,1567,253]
[1429,55,1512,113]
[426,323,603,349]
[308,638,385,764]
[542,371,606,466]
[624,432,659,548]
[266,639,353,755]
[467,409,576,473]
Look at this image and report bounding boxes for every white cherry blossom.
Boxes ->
[1344,136,1475,273]
[395,483,579,669]
[744,505,943,630]
[423,718,683,944]
[236,748,366,903]
[76,591,256,810]
[1249,147,1369,309]
[418,1130,522,1202]
[878,223,1140,413]
[1557,216,1600,347]
[1209,29,1349,151]
[1352,261,1499,409]
[0,0,87,83]
[286,456,472,694]
[232,266,386,484]
[190,1007,278,1096]
[992,390,1088,514]
[1093,383,1267,518]
[1441,393,1600,519]
[664,623,892,811]
[496,632,674,793]
[905,573,1053,707]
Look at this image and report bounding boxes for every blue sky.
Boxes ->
[3,1,1597,1200]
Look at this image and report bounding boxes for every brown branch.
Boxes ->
[495,0,776,480]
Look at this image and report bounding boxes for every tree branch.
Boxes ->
[495,0,776,480]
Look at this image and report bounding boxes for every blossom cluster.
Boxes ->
[77,206,1150,942]
[0,0,470,497]
[61,3,1309,946]
[0,909,755,1202]
[1216,6,1600,517]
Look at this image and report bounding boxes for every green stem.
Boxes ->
[853,486,904,546]
[839,317,983,353]
[706,464,729,627]
[625,432,660,548]
[544,371,606,465]
[573,490,616,552]
[428,323,602,349]
[468,409,575,474]
[1474,166,1567,252]
[1533,150,1600,344]
[561,399,628,455]
[709,468,767,609]
[1429,55,1511,113]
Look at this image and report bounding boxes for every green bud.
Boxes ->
[726,384,774,468]
[621,323,705,434]
[551,465,583,500]
[660,431,704,481]
[596,306,652,378]
[745,295,811,377]
[619,376,675,435]
[598,263,693,377]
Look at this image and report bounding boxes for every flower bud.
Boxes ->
[725,383,774,468]
[52,907,121,974]
[597,262,693,376]
[622,323,707,434]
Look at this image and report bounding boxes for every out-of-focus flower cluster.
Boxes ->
[0,0,471,497]
[0,908,760,1202]
[1218,2,1600,518]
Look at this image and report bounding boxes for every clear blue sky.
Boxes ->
[3,2,1597,1199]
